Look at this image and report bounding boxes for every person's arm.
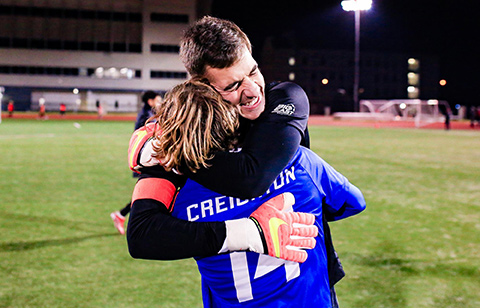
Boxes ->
[126,165,227,260]
[183,123,301,198]
[183,82,310,199]
[313,155,366,221]
[324,184,366,221]
[127,197,227,260]
[127,175,318,263]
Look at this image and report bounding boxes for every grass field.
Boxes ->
[1,119,479,307]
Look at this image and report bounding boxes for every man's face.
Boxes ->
[148,95,162,108]
[205,48,266,120]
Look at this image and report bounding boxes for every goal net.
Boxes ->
[360,99,451,127]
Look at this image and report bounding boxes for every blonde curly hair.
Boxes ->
[151,79,239,173]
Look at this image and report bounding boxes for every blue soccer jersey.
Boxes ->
[172,146,365,307]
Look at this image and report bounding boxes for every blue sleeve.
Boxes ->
[302,149,366,221]
[326,182,366,221]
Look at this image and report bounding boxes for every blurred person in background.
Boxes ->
[469,106,476,128]
[38,101,46,120]
[59,103,66,117]
[7,100,14,117]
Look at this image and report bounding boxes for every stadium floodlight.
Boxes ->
[342,0,372,112]
[341,0,372,11]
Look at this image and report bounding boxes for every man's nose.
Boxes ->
[241,77,260,97]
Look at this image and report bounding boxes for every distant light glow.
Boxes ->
[427,99,438,105]
[73,88,79,94]
[407,86,419,98]
[408,58,420,71]
[95,67,104,78]
[455,104,461,110]
[439,79,447,86]
[399,103,407,110]
[408,72,419,86]
[95,66,134,79]
[288,57,296,66]
[322,78,329,85]
[341,0,372,11]
[106,67,119,79]
[289,72,295,81]
[39,98,45,105]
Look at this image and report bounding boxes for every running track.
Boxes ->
[2,113,478,131]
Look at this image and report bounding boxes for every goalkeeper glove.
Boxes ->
[128,123,159,173]
[223,192,318,263]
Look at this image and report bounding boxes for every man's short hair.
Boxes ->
[180,16,252,77]
[142,91,159,105]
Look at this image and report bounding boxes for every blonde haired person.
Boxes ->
[152,79,239,173]
[126,79,240,215]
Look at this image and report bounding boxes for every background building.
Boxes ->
[0,0,450,116]
[0,0,211,112]
[260,38,440,114]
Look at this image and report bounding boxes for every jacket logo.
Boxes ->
[272,104,295,116]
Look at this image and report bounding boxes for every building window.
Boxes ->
[0,5,142,22]
[407,86,419,99]
[150,71,187,79]
[0,65,140,79]
[408,58,420,71]
[150,13,188,23]
[92,67,140,79]
[0,65,78,76]
[0,37,142,53]
[408,72,420,86]
[0,6,142,53]
[150,44,180,53]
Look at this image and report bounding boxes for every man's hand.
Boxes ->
[223,193,318,263]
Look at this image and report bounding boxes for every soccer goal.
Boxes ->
[360,99,451,127]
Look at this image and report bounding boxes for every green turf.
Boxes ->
[1,119,479,307]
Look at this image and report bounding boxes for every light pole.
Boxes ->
[341,0,372,112]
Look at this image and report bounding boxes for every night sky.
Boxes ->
[211,0,479,106]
